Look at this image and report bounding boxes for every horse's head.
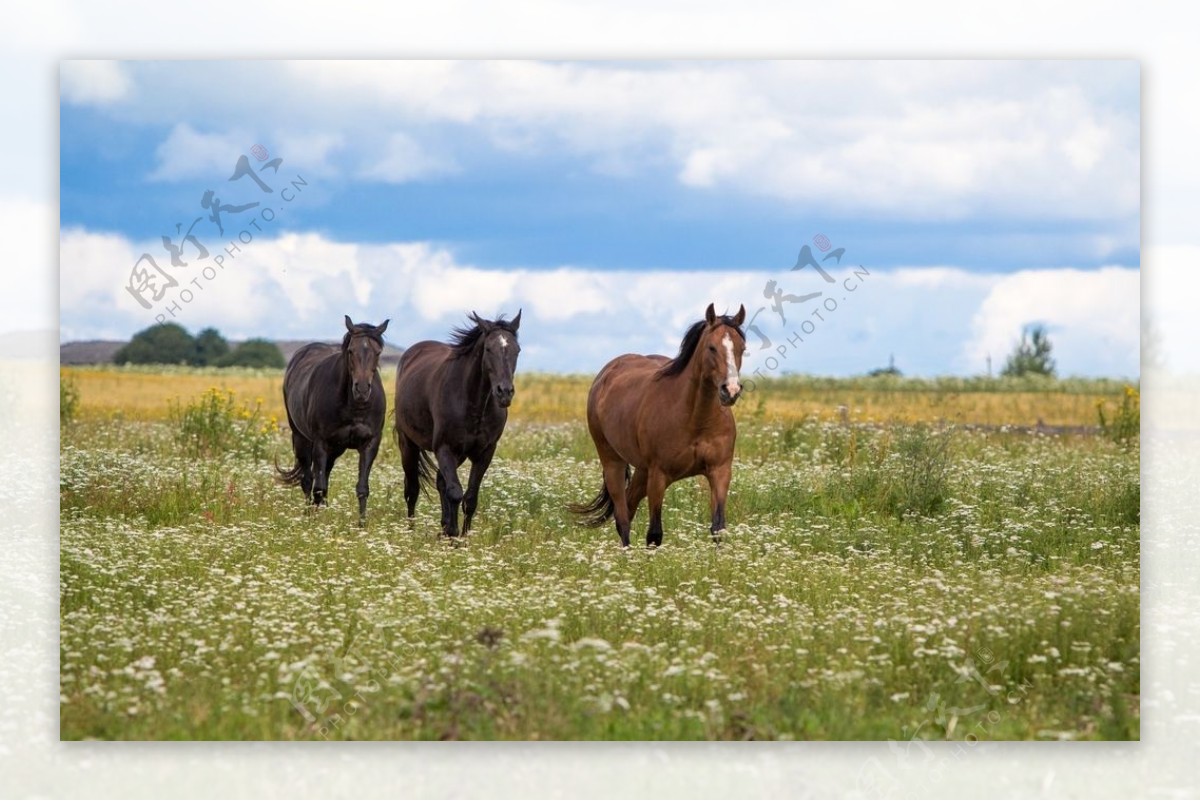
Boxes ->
[469,310,522,408]
[701,303,746,406]
[342,315,389,403]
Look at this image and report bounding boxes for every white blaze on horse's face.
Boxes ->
[499,335,508,349]
[722,333,741,396]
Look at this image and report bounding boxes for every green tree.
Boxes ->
[194,327,230,366]
[868,354,902,377]
[113,323,197,365]
[1001,324,1056,378]
[218,338,286,368]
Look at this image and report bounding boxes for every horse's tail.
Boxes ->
[568,466,630,527]
[275,454,305,487]
[394,417,438,496]
[415,448,436,495]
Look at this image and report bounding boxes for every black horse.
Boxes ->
[278,315,389,524]
[394,311,521,537]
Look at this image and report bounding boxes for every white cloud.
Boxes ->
[275,132,344,177]
[147,124,250,183]
[59,226,134,313]
[60,60,129,105]
[965,267,1139,377]
[70,61,1138,228]
[358,132,457,183]
[59,227,1140,378]
[522,268,613,321]
[279,60,1138,220]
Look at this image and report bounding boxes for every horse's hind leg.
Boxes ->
[398,434,421,518]
[626,467,648,522]
[601,457,632,547]
[585,409,632,546]
[435,472,450,532]
[290,429,315,503]
[461,443,496,536]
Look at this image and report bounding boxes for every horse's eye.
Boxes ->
[708,345,718,353]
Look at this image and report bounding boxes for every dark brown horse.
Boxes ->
[394,311,521,537]
[277,315,389,524]
[572,303,746,547]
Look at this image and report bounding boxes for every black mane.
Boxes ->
[341,323,385,352]
[657,316,746,378]
[448,315,520,358]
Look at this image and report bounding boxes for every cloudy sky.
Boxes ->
[59,60,1139,377]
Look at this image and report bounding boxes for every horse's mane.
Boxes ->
[448,315,519,358]
[341,323,385,352]
[657,316,746,378]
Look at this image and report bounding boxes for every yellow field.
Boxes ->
[62,365,1133,428]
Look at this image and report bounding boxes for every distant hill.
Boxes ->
[60,340,125,365]
[61,338,406,367]
[274,340,406,368]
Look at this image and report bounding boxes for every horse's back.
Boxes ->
[590,353,669,406]
[393,340,453,447]
[285,342,338,385]
[397,340,450,374]
[395,340,452,399]
[585,353,672,461]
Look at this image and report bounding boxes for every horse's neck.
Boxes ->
[666,361,721,427]
[454,345,492,411]
[332,350,355,409]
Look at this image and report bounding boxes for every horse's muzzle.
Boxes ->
[495,386,515,407]
[719,384,741,406]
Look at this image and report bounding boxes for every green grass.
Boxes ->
[60,393,1140,740]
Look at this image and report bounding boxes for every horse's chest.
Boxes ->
[335,421,378,448]
[443,409,506,449]
[670,435,733,475]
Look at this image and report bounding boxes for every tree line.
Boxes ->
[112,321,1057,376]
[114,323,286,368]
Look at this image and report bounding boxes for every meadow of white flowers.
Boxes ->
[60,412,1139,740]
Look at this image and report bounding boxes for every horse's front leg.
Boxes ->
[645,468,668,548]
[461,443,496,536]
[311,441,329,506]
[706,461,732,542]
[435,445,464,537]
[356,435,382,526]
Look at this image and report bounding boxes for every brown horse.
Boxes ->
[572,303,746,547]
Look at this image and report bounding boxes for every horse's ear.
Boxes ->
[344,314,355,333]
[705,303,717,325]
[376,319,389,336]
[470,311,492,333]
[510,309,522,332]
[732,304,746,327]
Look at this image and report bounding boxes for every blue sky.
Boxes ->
[59,60,1140,377]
